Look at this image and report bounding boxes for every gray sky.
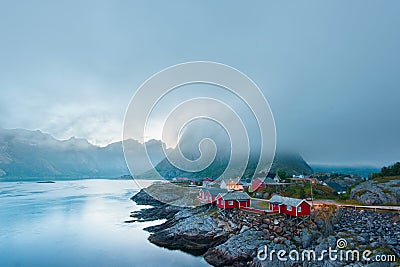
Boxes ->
[0,1,399,166]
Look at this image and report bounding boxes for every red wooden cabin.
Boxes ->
[198,188,207,203]
[198,188,227,204]
[268,195,311,216]
[251,177,266,191]
[251,175,279,191]
[215,191,250,209]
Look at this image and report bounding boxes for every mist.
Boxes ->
[0,1,399,167]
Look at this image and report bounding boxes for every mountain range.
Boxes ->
[0,128,167,179]
[0,128,313,180]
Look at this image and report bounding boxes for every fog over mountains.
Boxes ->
[138,121,313,180]
[0,128,312,180]
[0,128,167,179]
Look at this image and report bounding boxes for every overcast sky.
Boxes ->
[0,1,399,167]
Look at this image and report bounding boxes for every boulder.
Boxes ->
[204,230,265,266]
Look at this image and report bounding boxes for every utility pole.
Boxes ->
[310,179,314,207]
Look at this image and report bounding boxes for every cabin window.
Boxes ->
[297,206,302,212]
[287,205,292,211]
[228,201,234,205]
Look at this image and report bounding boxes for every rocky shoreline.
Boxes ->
[129,189,399,266]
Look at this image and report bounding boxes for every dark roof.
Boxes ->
[269,195,310,207]
[264,178,276,184]
[253,177,277,184]
[220,191,250,200]
[207,188,228,196]
[267,173,277,178]
[326,182,346,192]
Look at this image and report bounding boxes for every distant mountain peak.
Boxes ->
[0,128,167,179]
[0,128,313,180]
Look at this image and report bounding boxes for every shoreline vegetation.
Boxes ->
[130,185,400,266]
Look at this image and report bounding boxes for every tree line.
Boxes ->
[371,162,400,178]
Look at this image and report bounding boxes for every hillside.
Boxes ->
[349,162,400,204]
[350,176,400,205]
[138,150,313,180]
[0,128,313,180]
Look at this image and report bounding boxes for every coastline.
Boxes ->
[130,188,400,267]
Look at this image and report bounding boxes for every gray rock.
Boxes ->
[356,236,368,245]
[148,206,229,254]
[370,242,380,249]
[327,236,336,248]
[293,236,301,244]
[300,228,314,248]
[204,230,265,266]
[387,238,398,246]
[240,225,250,234]
[252,243,295,267]
[350,180,400,205]
[315,241,329,260]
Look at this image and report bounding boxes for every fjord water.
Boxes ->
[0,179,210,267]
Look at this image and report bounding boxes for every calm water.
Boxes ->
[0,179,210,267]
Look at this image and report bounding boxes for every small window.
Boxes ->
[287,205,292,211]
[228,200,234,205]
[297,206,302,212]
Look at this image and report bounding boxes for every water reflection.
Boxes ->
[0,179,210,267]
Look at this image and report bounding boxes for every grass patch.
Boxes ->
[372,176,400,184]
[203,207,218,216]
[354,189,368,197]
[336,199,363,205]
[257,201,270,208]
[253,183,338,200]
[381,188,393,195]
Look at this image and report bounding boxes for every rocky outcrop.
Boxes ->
[350,179,400,205]
[251,242,298,267]
[311,205,340,235]
[148,206,230,255]
[131,204,184,222]
[130,189,399,266]
[130,188,163,206]
[130,189,315,264]
[130,189,185,222]
[148,208,314,264]
[204,230,265,266]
